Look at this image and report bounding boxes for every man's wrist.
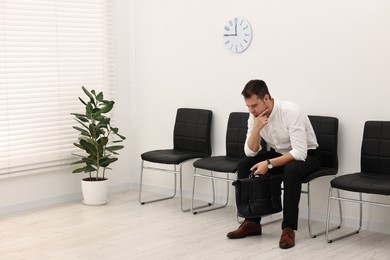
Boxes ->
[267,159,274,169]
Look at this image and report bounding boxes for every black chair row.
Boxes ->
[138,107,390,242]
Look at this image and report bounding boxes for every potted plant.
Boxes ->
[71,86,126,205]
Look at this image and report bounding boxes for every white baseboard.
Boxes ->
[0,183,131,216]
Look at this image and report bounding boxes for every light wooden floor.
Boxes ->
[1,190,390,260]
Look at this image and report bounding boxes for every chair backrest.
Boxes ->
[226,112,249,157]
[361,121,390,174]
[308,115,339,169]
[173,108,212,156]
[225,112,267,157]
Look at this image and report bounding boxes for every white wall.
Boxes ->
[132,0,390,234]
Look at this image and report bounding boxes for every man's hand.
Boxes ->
[246,108,269,153]
[253,108,269,130]
[250,161,268,175]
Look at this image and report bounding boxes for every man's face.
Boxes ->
[244,95,267,117]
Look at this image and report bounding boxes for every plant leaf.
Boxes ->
[99,102,114,114]
[72,168,86,173]
[80,139,97,155]
[106,145,124,152]
[98,137,108,146]
[82,86,94,100]
[73,126,90,136]
[99,157,118,167]
[96,91,104,101]
[116,133,126,140]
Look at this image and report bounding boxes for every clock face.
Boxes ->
[223,17,252,53]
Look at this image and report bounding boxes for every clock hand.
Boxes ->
[224,34,236,36]
[234,23,237,36]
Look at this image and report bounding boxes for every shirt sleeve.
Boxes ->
[244,114,263,157]
[285,107,308,161]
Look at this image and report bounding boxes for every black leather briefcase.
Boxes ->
[233,173,283,218]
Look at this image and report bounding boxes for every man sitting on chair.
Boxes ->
[227,79,320,249]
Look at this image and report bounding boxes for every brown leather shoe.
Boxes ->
[279,227,295,249]
[227,220,262,239]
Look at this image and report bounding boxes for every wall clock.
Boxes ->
[223,17,252,53]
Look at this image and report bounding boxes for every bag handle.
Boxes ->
[249,172,268,178]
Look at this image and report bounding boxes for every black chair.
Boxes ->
[325,121,390,243]
[302,115,342,238]
[139,108,212,212]
[191,112,249,214]
[262,115,341,237]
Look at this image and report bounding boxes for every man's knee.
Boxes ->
[283,158,319,181]
[283,161,303,174]
[282,161,305,183]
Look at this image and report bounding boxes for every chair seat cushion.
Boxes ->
[141,149,209,164]
[193,156,243,173]
[301,167,338,183]
[331,172,390,195]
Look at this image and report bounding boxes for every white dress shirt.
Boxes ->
[244,99,318,161]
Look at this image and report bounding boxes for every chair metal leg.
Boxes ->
[193,174,230,214]
[190,169,214,214]
[326,188,362,243]
[139,159,210,211]
[191,169,231,214]
[138,160,177,205]
[180,167,214,212]
[307,182,342,238]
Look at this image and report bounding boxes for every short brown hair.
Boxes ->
[241,79,271,99]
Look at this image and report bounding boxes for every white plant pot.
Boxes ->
[81,178,109,206]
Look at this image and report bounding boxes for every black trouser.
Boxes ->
[237,149,321,230]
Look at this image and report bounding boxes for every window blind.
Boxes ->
[0,0,115,177]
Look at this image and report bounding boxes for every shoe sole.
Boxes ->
[279,242,295,249]
[227,231,262,239]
